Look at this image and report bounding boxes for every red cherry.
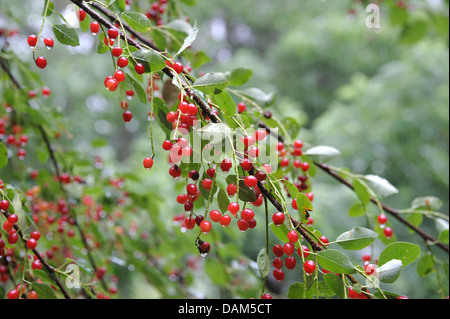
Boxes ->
[237,219,249,232]
[237,102,246,113]
[172,62,184,74]
[108,27,119,39]
[303,260,316,274]
[106,78,119,91]
[297,245,310,259]
[43,37,54,49]
[7,232,18,245]
[209,210,222,223]
[241,208,255,222]
[90,21,100,35]
[7,214,18,224]
[365,264,377,276]
[77,9,86,22]
[6,289,19,299]
[0,199,9,211]
[287,230,299,243]
[122,111,133,122]
[227,202,240,216]
[27,238,38,250]
[114,70,125,82]
[272,212,285,226]
[272,257,283,269]
[162,140,173,151]
[35,56,47,69]
[32,259,42,270]
[285,256,297,270]
[135,63,145,74]
[27,34,38,47]
[41,86,51,97]
[272,244,284,257]
[244,175,258,188]
[112,46,123,57]
[143,157,154,170]
[227,183,237,197]
[184,217,195,229]
[320,235,329,246]
[383,227,393,239]
[377,214,388,224]
[219,215,231,228]
[117,56,128,68]
[283,242,295,256]
[201,178,213,191]
[273,268,285,282]
[3,220,13,232]
[294,140,304,149]
[220,158,232,173]
[199,220,211,234]
[261,293,272,299]
[186,184,198,196]
[300,162,310,172]
[30,231,41,240]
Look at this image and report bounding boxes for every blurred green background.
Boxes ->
[0,0,448,299]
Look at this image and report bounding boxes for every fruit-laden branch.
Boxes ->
[315,163,449,254]
[69,0,361,261]
[257,122,449,255]
[0,54,105,295]
[71,0,217,123]
[0,209,71,299]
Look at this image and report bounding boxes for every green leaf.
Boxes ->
[400,20,428,45]
[165,19,193,34]
[238,179,257,202]
[229,68,252,87]
[212,90,236,117]
[180,0,197,5]
[122,12,151,32]
[353,179,371,205]
[31,282,57,299]
[217,187,230,214]
[193,72,229,95]
[295,192,313,222]
[411,196,443,211]
[257,248,270,279]
[281,117,301,140]
[125,73,147,104]
[323,273,345,298]
[316,249,355,274]
[287,282,313,299]
[348,202,366,217]
[42,0,54,17]
[363,174,398,197]
[132,49,166,73]
[416,254,435,277]
[205,258,228,286]
[0,143,8,169]
[436,218,449,244]
[335,227,378,250]
[378,259,403,283]
[304,145,341,162]
[109,0,126,12]
[174,20,198,58]
[152,97,172,138]
[270,222,290,243]
[239,87,276,108]
[53,24,80,46]
[283,179,299,199]
[378,242,421,268]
